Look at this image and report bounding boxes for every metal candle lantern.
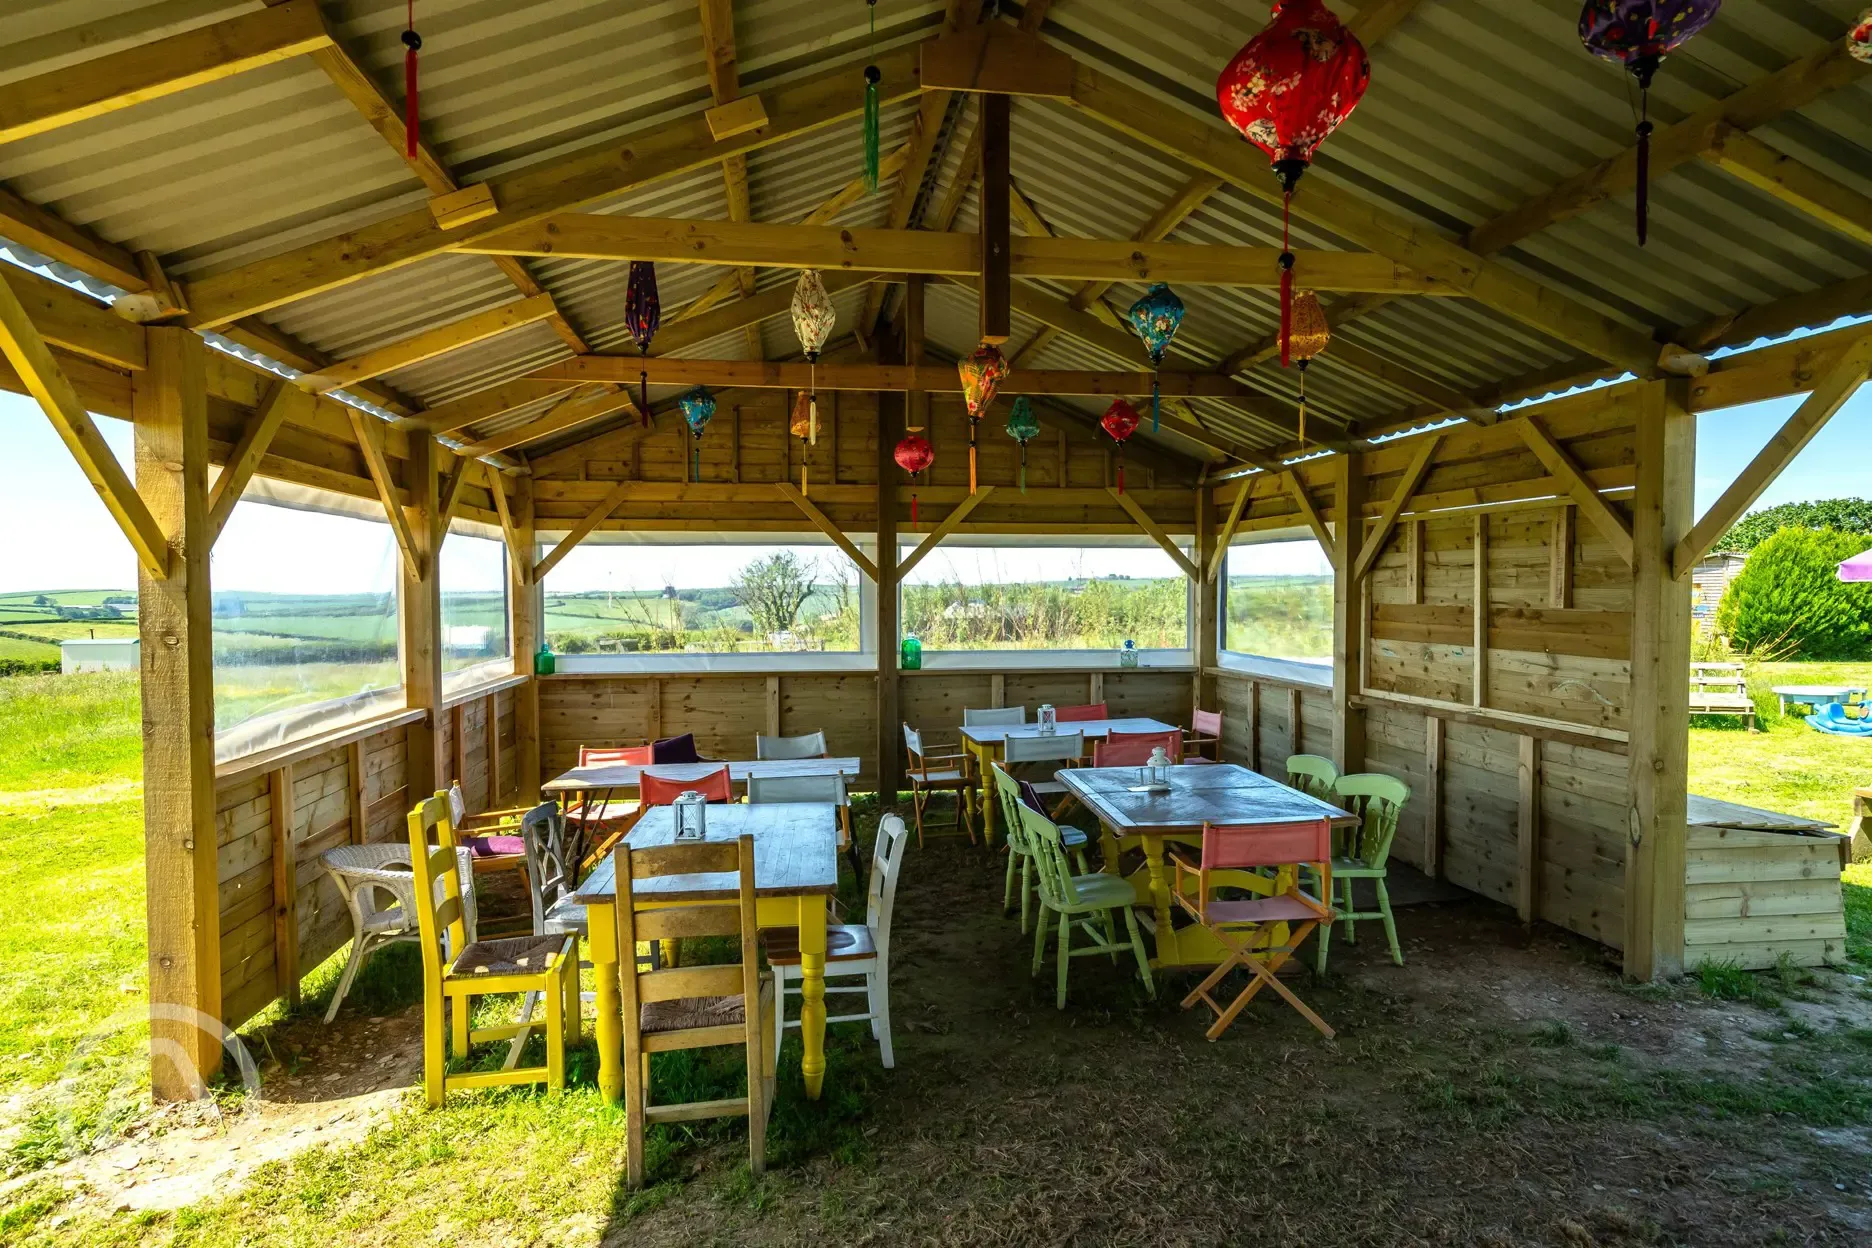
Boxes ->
[672,790,708,842]
[1038,703,1057,735]
[1146,746,1173,793]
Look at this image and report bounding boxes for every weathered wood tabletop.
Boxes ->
[571,803,840,903]
[1058,763,1358,836]
[543,757,860,794]
[958,717,1176,745]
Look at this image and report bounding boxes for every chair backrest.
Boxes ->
[1192,708,1223,737]
[989,763,1032,856]
[747,772,848,807]
[755,730,828,760]
[581,744,653,767]
[616,834,760,1052]
[1055,702,1108,723]
[1003,730,1084,764]
[901,722,928,773]
[963,706,1026,727]
[641,765,733,807]
[518,802,576,934]
[1094,729,1181,767]
[651,733,704,764]
[406,792,471,986]
[446,779,467,826]
[1333,772,1410,869]
[1285,753,1339,801]
[866,814,912,956]
[1200,819,1334,870]
[1014,799,1084,908]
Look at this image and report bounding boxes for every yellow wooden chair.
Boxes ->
[407,792,578,1108]
[617,834,776,1188]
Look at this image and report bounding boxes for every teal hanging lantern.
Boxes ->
[1126,283,1186,434]
[1004,397,1040,493]
[862,0,881,192]
[678,386,716,483]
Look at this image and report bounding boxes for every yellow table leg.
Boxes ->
[796,895,829,1100]
[1098,824,1121,875]
[587,897,624,1107]
[1141,833,1176,950]
[970,740,999,847]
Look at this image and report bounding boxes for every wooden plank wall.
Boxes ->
[1213,671,1335,777]
[215,685,521,1029]
[1684,827,1847,969]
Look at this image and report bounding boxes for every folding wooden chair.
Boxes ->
[902,723,976,846]
[1169,819,1337,1041]
[1055,702,1108,723]
[1092,729,1182,767]
[617,834,775,1188]
[568,744,650,866]
[1185,708,1223,761]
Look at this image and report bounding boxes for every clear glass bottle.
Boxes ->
[1118,638,1139,669]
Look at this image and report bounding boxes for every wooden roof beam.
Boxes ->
[0,184,147,293]
[294,294,559,393]
[455,387,637,458]
[1698,126,1872,250]
[696,0,762,357]
[0,1,332,146]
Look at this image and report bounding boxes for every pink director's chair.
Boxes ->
[1092,729,1183,768]
[1169,819,1337,1041]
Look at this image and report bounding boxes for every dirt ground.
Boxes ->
[21,838,1872,1246]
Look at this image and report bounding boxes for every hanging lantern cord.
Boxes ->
[402,3,421,161]
[1631,54,1660,248]
[1274,159,1305,369]
[638,347,649,427]
[863,0,881,195]
[1150,368,1161,435]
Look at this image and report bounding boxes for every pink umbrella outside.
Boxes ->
[1840,546,1872,583]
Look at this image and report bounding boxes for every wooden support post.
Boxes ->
[486,692,502,805]
[876,321,905,803]
[1288,686,1303,759]
[1246,680,1260,773]
[991,674,1007,709]
[1090,673,1104,706]
[1194,486,1218,719]
[1624,381,1695,980]
[1472,513,1489,709]
[648,678,663,744]
[1330,452,1365,773]
[450,702,468,791]
[346,739,367,845]
[978,92,1011,343]
[134,327,220,1101]
[1516,734,1540,925]
[1423,713,1443,880]
[404,434,443,802]
[1550,505,1575,608]
[511,474,541,798]
[270,765,299,1007]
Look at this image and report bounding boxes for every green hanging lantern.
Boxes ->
[1004,397,1040,493]
[862,1,881,193]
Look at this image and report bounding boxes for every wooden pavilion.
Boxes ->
[0,1,1866,1100]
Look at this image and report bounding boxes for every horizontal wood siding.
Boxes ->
[1683,828,1846,969]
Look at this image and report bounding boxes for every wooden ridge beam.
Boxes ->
[696,0,762,357]
[296,294,558,393]
[455,387,637,458]
[1109,487,1199,580]
[347,410,421,575]
[775,483,880,582]
[0,1,332,146]
[979,92,1012,342]
[181,42,927,327]
[897,486,995,581]
[1515,415,1634,567]
[533,478,635,582]
[1465,37,1867,257]
[206,378,295,544]
[0,269,170,578]
[1671,331,1872,580]
[1353,434,1440,583]
[1699,126,1872,249]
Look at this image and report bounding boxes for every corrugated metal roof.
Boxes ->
[0,0,1866,463]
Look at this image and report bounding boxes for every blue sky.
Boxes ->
[2,384,1868,593]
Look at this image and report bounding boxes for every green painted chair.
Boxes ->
[1285,753,1340,802]
[1018,800,1155,1009]
[991,763,1090,934]
[1314,772,1410,973]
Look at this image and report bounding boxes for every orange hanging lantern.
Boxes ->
[1287,290,1330,447]
[789,390,814,496]
[957,341,1008,494]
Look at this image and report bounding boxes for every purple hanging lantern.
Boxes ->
[623,260,660,425]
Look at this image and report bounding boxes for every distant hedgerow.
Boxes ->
[1715,527,1872,660]
[1718,498,1872,554]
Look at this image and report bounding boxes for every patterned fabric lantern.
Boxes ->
[788,390,814,496]
[623,260,660,426]
[894,431,934,528]
[1579,1,1724,245]
[401,1,422,160]
[678,387,715,484]
[1286,291,1330,448]
[957,341,1009,494]
[1004,397,1040,494]
[1126,283,1186,434]
[791,270,836,445]
[1853,9,1872,63]
[1100,399,1142,496]
[1216,1,1370,368]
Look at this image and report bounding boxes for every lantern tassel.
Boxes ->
[1278,191,1295,369]
[1018,442,1027,494]
[863,69,881,194]
[910,488,919,529]
[1635,115,1653,248]
[402,5,420,161]
[1116,452,1126,497]
[968,423,978,494]
[638,348,649,427]
[1297,360,1310,448]
[801,463,808,498]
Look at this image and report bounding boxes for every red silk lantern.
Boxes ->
[894,432,934,528]
[1101,399,1141,495]
[1216,1,1370,367]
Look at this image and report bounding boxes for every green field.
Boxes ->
[0,591,140,666]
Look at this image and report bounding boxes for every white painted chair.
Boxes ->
[320,842,477,1024]
[748,771,858,877]
[963,706,1027,727]
[765,813,911,1069]
[1002,730,1084,813]
[755,730,829,759]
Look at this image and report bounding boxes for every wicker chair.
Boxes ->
[320,842,477,1024]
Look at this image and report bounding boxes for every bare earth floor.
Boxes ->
[11,835,1872,1247]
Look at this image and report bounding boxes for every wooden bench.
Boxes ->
[1688,662,1756,730]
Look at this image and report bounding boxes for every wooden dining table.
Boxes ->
[1056,763,1359,968]
[572,802,841,1104]
[542,756,862,797]
[959,718,1179,845]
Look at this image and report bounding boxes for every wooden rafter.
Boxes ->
[528,355,1279,398]
[897,487,996,580]
[295,294,558,393]
[1109,488,1199,580]
[206,378,295,544]
[533,479,635,582]
[455,387,636,458]
[1671,331,1872,580]
[1681,271,1872,354]
[1515,415,1634,567]
[347,409,420,573]
[0,271,170,578]
[436,453,475,543]
[1286,471,1334,555]
[486,466,529,576]
[1205,479,1256,584]
[0,183,146,292]
[0,1,331,146]
[1699,126,1872,250]
[1347,0,1428,45]
[524,415,663,479]
[412,379,579,437]
[775,484,881,582]
[696,0,763,357]
[979,92,1012,342]
[1353,434,1441,583]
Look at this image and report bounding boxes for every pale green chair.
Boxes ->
[1314,773,1410,973]
[991,763,1089,934]
[1285,753,1339,801]
[1018,800,1154,1009]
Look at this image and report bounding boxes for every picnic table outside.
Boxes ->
[1770,685,1867,717]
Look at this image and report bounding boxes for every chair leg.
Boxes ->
[1315,907,1334,976]
[545,970,565,1092]
[565,936,582,1042]
[450,991,470,1059]
[1031,903,1049,977]
[1341,878,1357,945]
[1020,855,1035,935]
[423,982,447,1109]
[624,1043,646,1189]
[1376,877,1403,965]
[1055,912,1072,1010]
[324,934,370,1024]
[1123,906,1155,998]
[1003,845,1019,916]
[773,965,788,1062]
[870,966,894,1069]
[909,786,926,849]
[1101,910,1120,965]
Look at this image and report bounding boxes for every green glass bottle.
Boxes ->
[899,635,922,671]
[534,643,556,676]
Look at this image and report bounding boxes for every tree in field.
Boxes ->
[1718,498,1872,553]
[731,551,816,638]
[1714,527,1872,660]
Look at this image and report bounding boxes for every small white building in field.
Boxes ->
[60,638,140,673]
[1691,550,1747,626]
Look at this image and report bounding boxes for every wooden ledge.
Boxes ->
[439,671,530,710]
[216,707,426,786]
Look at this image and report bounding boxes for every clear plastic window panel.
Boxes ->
[898,544,1190,652]
[440,531,511,695]
[1222,539,1333,667]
